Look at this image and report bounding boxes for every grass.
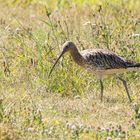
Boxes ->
[0,0,140,139]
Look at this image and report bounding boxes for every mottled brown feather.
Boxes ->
[80,49,134,71]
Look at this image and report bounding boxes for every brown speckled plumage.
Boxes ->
[80,49,139,76]
[49,41,140,102]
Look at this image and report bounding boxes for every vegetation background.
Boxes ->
[0,0,140,139]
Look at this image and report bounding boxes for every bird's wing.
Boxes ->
[81,49,133,70]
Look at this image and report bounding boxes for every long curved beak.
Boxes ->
[48,51,65,78]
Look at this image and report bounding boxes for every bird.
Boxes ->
[48,41,140,102]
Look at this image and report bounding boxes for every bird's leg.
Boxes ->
[118,77,132,103]
[99,79,104,102]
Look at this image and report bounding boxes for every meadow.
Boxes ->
[0,0,140,139]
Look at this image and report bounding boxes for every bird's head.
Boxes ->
[62,41,76,53]
[48,41,75,77]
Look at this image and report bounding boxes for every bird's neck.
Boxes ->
[70,48,84,66]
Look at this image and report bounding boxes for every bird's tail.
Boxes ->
[128,63,140,68]
[133,63,140,68]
